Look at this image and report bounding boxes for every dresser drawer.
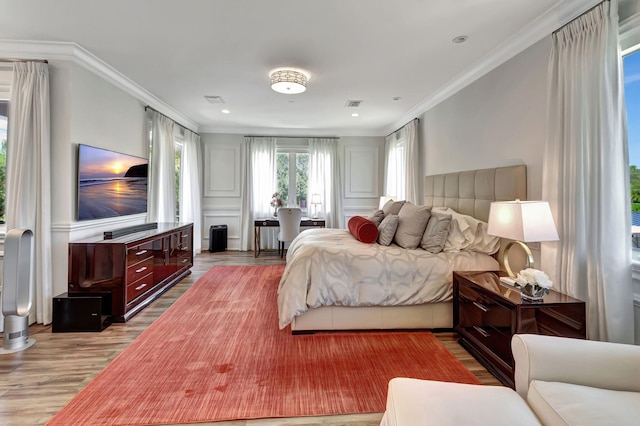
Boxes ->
[126,272,154,303]
[126,242,153,264]
[126,257,154,284]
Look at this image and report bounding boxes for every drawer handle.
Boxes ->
[182,234,188,238]
[473,301,489,312]
[181,258,188,263]
[135,283,148,291]
[473,326,490,338]
[135,249,148,256]
[135,266,147,273]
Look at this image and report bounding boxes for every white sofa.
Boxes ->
[381,334,640,426]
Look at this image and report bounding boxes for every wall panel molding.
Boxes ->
[204,143,241,198]
[344,145,379,199]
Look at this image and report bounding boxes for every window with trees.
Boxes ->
[276,149,308,210]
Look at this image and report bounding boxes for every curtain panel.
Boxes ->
[179,129,202,253]
[308,138,342,228]
[148,111,176,223]
[240,137,276,250]
[6,61,53,324]
[542,0,634,343]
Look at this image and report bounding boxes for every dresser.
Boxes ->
[453,271,586,388]
[68,223,193,322]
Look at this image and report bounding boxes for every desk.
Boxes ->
[254,217,325,257]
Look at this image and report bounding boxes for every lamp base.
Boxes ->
[503,240,534,278]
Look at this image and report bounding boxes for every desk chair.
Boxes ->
[277,207,302,258]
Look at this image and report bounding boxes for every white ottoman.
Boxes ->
[380,378,541,426]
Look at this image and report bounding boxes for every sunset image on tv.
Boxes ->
[77,144,148,221]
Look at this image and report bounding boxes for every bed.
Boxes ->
[277,165,527,332]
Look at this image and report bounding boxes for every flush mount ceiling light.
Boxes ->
[270,68,310,94]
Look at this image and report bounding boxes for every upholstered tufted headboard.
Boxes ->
[423,165,527,222]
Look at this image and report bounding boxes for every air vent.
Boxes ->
[204,95,226,104]
[345,100,363,108]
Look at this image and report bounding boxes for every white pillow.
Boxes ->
[435,207,500,254]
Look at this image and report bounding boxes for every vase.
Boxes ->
[273,208,278,217]
[520,285,545,302]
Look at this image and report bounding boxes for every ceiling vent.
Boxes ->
[204,95,226,104]
[345,100,363,108]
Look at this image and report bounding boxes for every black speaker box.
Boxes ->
[52,292,112,332]
[209,225,227,252]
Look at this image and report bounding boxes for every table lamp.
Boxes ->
[487,200,559,277]
[310,193,321,219]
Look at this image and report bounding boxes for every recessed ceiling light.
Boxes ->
[452,35,469,44]
[351,113,359,117]
[221,109,230,114]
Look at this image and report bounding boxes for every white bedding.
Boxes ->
[277,228,500,329]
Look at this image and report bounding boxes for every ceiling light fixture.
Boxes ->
[351,113,359,117]
[270,68,310,94]
[221,109,230,114]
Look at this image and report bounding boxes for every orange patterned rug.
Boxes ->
[47,265,480,425]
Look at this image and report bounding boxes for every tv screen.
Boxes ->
[77,144,149,221]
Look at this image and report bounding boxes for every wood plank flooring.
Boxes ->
[0,250,501,426]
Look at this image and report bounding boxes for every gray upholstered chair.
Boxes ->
[277,207,302,258]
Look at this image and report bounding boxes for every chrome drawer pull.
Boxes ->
[473,301,489,312]
[473,326,490,338]
[135,283,148,291]
[182,258,188,263]
[135,249,148,256]
[135,266,147,273]
[182,234,188,238]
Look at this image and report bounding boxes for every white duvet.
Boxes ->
[277,228,500,329]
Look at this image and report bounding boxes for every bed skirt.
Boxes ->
[289,302,453,332]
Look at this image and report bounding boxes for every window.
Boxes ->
[175,141,182,219]
[276,147,308,210]
[385,136,406,200]
[624,48,640,255]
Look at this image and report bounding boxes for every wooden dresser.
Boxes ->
[453,271,586,388]
[68,223,193,322]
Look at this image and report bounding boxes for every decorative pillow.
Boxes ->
[377,214,399,246]
[347,216,379,244]
[367,209,386,227]
[420,210,452,253]
[382,199,406,216]
[436,207,500,254]
[394,203,432,249]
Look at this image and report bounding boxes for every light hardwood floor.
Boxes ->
[0,250,501,426]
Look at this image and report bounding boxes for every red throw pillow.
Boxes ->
[348,215,379,244]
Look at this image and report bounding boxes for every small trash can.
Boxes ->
[209,225,227,252]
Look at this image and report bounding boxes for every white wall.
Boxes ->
[49,62,148,297]
[200,134,385,251]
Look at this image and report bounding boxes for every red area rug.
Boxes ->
[47,265,480,425]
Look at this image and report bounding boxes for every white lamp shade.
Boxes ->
[379,196,395,210]
[310,193,321,205]
[487,200,559,242]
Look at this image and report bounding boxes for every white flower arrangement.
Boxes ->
[514,268,553,297]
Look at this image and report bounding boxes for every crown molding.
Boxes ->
[383,0,602,135]
[198,124,384,138]
[0,39,199,132]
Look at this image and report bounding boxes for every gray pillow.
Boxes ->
[367,209,386,227]
[377,214,399,246]
[420,210,452,253]
[382,200,406,216]
[394,203,432,249]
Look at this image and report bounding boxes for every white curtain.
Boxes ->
[384,119,419,203]
[308,138,342,228]
[6,62,53,324]
[240,137,276,250]
[179,129,202,253]
[148,111,176,223]
[542,0,634,343]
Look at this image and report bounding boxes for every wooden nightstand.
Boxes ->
[453,271,586,388]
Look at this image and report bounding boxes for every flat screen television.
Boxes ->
[77,144,149,221]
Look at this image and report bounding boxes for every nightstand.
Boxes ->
[453,271,586,388]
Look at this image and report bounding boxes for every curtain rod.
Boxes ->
[145,105,199,136]
[386,117,420,138]
[245,135,339,139]
[0,58,48,63]
[552,0,607,34]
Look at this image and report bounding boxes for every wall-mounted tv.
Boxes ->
[77,144,149,221]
